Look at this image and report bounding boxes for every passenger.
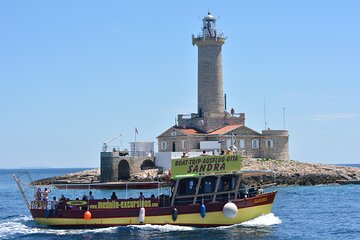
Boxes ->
[226,148,232,155]
[34,188,42,209]
[59,194,66,209]
[139,192,145,200]
[181,152,189,158]
[150,194,155,199]
[201,150,208,156]
[51,196,57,216]
[59,194,66,202]
[35,188,42,201]
[59,194,65,204]
[42,188,51,201]
[82,194,88,201]
[88,191,94,200]
[111,192,118,200]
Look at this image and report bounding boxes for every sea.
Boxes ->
[1,166,360,240]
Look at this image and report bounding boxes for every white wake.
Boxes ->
[0,215,117,238]
[240,213,282,227]
[130,224,194,232]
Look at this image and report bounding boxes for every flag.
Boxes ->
[135,128,138,135]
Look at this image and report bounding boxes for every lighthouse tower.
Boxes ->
[176,12,245,133]
[192,12,225,118]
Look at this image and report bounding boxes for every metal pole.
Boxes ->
[282,107,286,130]
[13,175,30,210]
[264,99,268,130]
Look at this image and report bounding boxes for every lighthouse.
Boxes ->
[192,12,225,118]
[175,11,245,133]
[157,12,289,162]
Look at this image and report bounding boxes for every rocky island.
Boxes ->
[32,159,360,186]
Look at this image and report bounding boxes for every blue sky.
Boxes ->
[0,1,359,168]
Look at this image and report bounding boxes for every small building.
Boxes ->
[157,125,289,161]
[100,142,156,182]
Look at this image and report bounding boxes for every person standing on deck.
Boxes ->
[88,191,94,200]
[42,188,51,201]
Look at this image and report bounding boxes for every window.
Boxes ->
[199,176,217,194]
[171,131,177,136]
[252,139,259,149]
[181,139,186,149]
[161,141,167,151]
[266,139,273,148]
[178,178,198,196]
[239,139,245,149]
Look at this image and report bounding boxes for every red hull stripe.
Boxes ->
[31,192,276,219]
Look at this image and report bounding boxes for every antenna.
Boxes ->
[282,107,286,130]
[264,99,268,130]
[102,133,122,152]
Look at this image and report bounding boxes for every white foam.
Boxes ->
[130,224,195,232]
[214,213,282,230]
[0,215,118,238]
[240,213,282,227]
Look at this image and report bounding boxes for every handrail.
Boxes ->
[175,189,237,199]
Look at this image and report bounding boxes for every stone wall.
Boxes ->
[177,114,245,133]
[261,130,289,160]
[100,151,155,182]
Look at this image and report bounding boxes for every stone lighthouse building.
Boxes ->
[156,12,289,168]
[194,13,225,120]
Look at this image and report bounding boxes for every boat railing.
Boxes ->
[101,147,154,157]
[30,200,49,209]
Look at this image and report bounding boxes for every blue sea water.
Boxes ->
[1,166,360,240]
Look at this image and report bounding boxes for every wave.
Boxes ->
[130,213,281,232]
[214,213,282,229]
[130,224,195,232]
[240,213,282,227]
[0,215,118,239]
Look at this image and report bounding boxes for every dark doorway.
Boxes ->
[118,160,130,180]
[140,159,156,170]
[172,141,176,152]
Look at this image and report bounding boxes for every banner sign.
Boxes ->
[66,200,87,206]
[171,154,242,178]
[89,199,159,209]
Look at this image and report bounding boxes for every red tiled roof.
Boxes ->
[209,124,242,135]
[177,128,205,135]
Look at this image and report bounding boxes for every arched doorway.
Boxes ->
[141,159,156,170]
[118,160,130,180]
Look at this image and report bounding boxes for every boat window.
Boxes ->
[178,178,198,196]
[199,176,217,194]
[219,175,238,192]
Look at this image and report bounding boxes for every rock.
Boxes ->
[32,159,360,186]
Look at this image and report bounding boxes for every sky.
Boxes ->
[0,1,359,168]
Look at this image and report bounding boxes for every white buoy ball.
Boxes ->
[223,202,238,219]
[139,207,145,223]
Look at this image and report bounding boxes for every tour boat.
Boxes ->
[14,154,277,228]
